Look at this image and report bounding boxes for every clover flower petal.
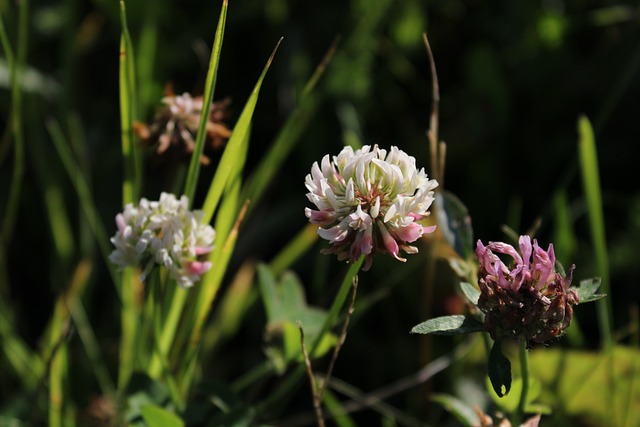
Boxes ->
[109,193,215,288]
[475,236,579,345]
[305,145,438,270]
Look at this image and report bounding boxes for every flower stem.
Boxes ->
[516,338,530,426]
[148,282,188,378]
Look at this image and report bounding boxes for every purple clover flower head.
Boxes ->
[109,192,215,288]
[305,145,438,270]
[475,236,579,345]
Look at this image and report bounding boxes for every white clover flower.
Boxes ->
[109,192,215,288]
[305,145,438,270]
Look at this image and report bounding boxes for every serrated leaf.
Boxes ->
[572,277,606,303]
[488,340,511,397]
[459,282,480,305]
[410,315,484,335]
[140,405,184,427]
[431,393,478,427]
[258,263,336,368]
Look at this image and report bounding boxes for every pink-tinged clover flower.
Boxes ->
[134,91,231,165]
[305,145,438,270]
[109,192,215,288]
[476,236,579,345]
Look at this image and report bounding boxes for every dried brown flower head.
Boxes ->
[134,89,231,165]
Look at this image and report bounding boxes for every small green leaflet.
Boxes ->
[571,277,605,303]
[410,315,484,335]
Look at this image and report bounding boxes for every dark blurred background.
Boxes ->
[2,0,639,424]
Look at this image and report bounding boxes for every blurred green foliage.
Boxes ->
[1,0,639,425]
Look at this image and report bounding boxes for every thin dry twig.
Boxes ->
[319,276,358,399]
[298,276,359,427]
[281,335,477,427]
[298,322,325,427]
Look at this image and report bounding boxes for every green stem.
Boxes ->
[118,268,138,389]
[516,338,530,426]
[255,257,364,414]
[148,283,188,378]
[231,360,274,393]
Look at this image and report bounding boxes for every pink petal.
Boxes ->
[518,235,532,268]
[393,222,423,243]
[378,221,404,261]
[116,213,126,233]
[318,221,350,243]
[305,207,336,225]
[195,246,213,256]
[185,261,212,275]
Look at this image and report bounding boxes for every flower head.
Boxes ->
[475,236,579,345]
[109,192,215,288]
[305,145,438,270]
[134,91,231,165]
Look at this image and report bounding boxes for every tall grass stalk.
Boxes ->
[48,260,92,427]
[140,3,230,385]
[117,0,143,390]
[47,119,120,291]
[241,38,339,212]
[577,116,613,344]
[0,299,43,388]
[183,0,228,204]
[118,0,140,205]
[171,43,282,394]
[270,224,319,276]
[1,0,27,247]
[577,115,616,425]
[69,292,116,396]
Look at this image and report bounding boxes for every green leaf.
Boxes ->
[124,372,171,424]
[488,340,511,397]
[140,405,184,427]
[410,315,484,335]
[459,282,480,305]
[529,346,640,426]
[258,264,336,370]
[572,277,606,303]
[431,393,478,427]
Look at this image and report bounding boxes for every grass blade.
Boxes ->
[0,299,43,389]
[578,114,616,425]
[1,0,27,247]
[47,119,121,292]
[119,0,140,205]
[201,38,282,223]
[577,115,613,345]
[241,38,339,211]
[183,0,228,203]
